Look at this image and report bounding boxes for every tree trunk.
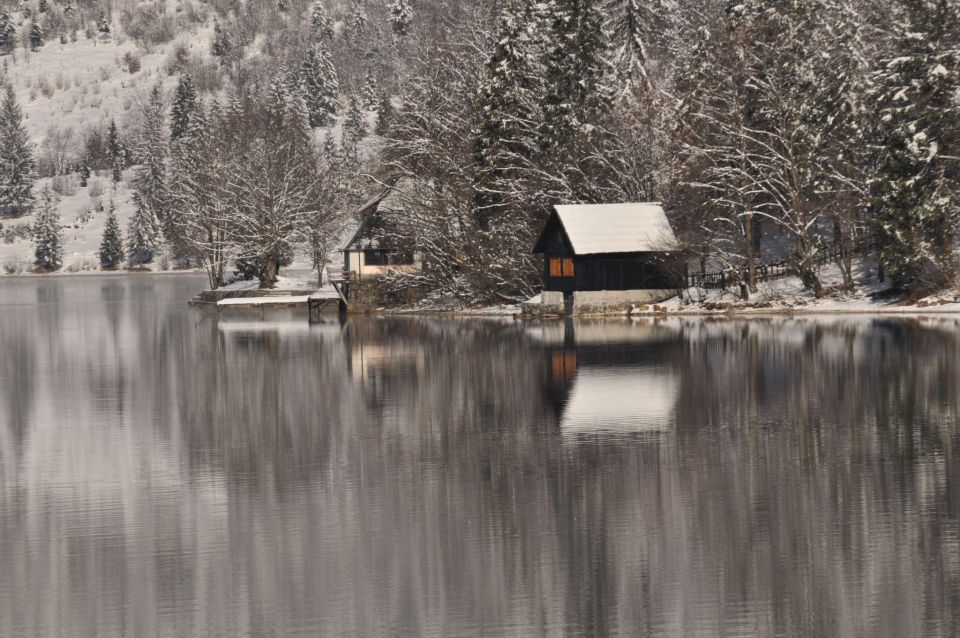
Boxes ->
[744,212,757,295]
[259,252,279,289]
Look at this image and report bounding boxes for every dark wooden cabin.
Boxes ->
[532,203,685,293]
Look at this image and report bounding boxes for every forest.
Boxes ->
[0,0,957,302]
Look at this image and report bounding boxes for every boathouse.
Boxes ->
[531,203,684,314]
[342,180,425,282]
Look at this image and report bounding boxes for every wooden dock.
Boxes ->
[308,279,349,323]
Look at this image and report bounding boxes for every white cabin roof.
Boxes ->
[553,203,680,255]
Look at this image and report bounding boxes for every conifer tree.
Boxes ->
[473,1,549,221]
[97,13,110,35]
[870,0,960,290]
[375,93,393,136]
[136,85,169,237]
[390,0,413,36]
[606,0,661,94]
[345,96,366,142]
[311,2,334,41]
[348,3,368,37]
[211,22,232,59]
[0,84,37,214]
[38,0,48,14]
[361,69,378,109]
[0,13,14,49]
[28,22,42,50]
[99,202,124,269]
[127,187,162,266]
[321,132,338,158]
[107,119,123,182]
[170,74,198,143]
[541,0,610,154]
[32,191,62,271]
[79,164,90,187]
[298,44,339,127]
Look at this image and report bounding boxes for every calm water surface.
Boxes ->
[1,275,960,637]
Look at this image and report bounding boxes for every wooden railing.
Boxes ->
[687,237,879,290]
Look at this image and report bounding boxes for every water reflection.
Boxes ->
[1,276,960,637]
[535,321,680,436]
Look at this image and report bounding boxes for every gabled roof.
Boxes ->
[342,177,435,251]
[534,203,680,255]
[342,188,392,250]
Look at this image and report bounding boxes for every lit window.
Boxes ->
[562,259,575,277]
[549,258,562,277]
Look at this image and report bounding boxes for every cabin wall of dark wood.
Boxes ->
[544,253,684,292]
[543,257,576,292]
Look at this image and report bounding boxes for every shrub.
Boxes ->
[122,51,141,73]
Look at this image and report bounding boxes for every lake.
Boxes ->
[1,275,959,637]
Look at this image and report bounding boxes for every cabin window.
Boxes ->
[363,250,387,266]
[549,258,575,278]
[364,250,414,266]
[549,258,562,277]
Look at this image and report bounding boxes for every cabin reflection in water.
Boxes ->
[537,320,680,436]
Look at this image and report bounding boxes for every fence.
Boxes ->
[686,236,879,290]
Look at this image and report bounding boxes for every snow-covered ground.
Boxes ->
[0,171,138,273]
[643,258,960,315]
[7,34,196,141]
[1,18,214,273]
[1,18,377,277]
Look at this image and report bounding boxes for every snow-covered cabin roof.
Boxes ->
[537,203,680,255]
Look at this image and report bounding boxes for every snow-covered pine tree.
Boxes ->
[79,164,90,187]
[345,96,367,142]
[97,13,110,35]
[98,201,124,269]
[107,119,122,182]
[32,190,62,271]
[28,22,42,50]
[321,132,338,158]
[0,13,15,49]
[298,44,339,127]
[869,0,960,291]
[389,0,413,37]
[540,0,611,156]
[170,74,199,143]
[361,69,379,110]
[38,0,48,14]
[0,83,37,214]
[135,85,169,237]
[473,0,549,223]
[605,0,662,94]
[211,22,232,58]
[375,92,393,136]
[127,187,162,266]
[348,2,368,37]
[166,97,209,265]
[311,2,334,41]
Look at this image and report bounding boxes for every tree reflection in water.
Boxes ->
[1,276,959,637]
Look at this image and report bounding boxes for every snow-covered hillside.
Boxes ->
[0,170,136,273]
[1,13,215,271]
